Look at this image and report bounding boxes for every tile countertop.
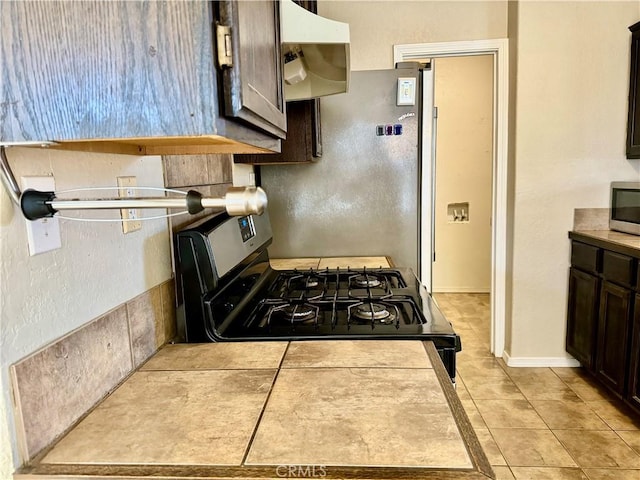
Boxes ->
[19,341,494,480]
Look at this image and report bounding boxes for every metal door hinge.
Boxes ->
[433,106,438,118]
[216,24,233,68]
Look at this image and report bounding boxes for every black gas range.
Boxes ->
[174,211,461,381]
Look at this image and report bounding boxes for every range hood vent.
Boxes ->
[281,0,350,101]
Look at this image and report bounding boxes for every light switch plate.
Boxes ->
[21,176,62,256]
[397,77,417,106]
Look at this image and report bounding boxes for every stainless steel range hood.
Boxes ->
[281,0,350,101]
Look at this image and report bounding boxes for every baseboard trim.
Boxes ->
[432,287,491,293]
[502,350,581,368]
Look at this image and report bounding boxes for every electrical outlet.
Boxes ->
[117,176,141,233]
[21,176,62,256]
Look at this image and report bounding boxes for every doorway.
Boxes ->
[432,55,493,294]
[394,39,509,358]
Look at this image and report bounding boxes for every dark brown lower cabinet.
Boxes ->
[566,233,640,416]
[566,268,600,369]
[595,281,633,396]
[629,293,640,410]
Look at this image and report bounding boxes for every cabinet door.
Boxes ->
[233,0,320,164]
[217,0,286,139]
[566,268,600,369]
[628,293,640,412]
[595,281,633,395]
[627,22,640,159]
[235,100,321,164]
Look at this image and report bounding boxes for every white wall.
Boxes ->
[0,147,172,477]
[508,1,640,361]
[0,396,11,480]
[318,0,640,362]
[318,1,508,70]
[432,55,494,293]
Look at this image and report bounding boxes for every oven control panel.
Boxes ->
[238,216,255,242]
[207,210,273,278]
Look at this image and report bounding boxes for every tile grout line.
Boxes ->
[239,342,292,466]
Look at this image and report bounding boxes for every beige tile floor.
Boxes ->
[434,293,640,480]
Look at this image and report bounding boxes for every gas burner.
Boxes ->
[351,274,382,288]
[352,303,395,324]
[303,276,320,288]
[287,274,321,290]
[279,304,318,323]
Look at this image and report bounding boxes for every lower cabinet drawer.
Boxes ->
[602,250,635,288]
[571,241,601,274]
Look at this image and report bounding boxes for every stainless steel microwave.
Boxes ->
[610,182,640,235]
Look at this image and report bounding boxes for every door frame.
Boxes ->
[394,39,508,358]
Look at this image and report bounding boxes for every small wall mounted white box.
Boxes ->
[397,77,416,106]
[21,176,62,255]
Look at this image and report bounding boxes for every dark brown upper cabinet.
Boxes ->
[235,0,321,165]
[0,1,284,156]
[626,21,640,159]
[235,99,321,164]
[216,0,286,140]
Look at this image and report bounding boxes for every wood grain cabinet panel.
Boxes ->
[235,100,321,164]
[595,281,633,396]
[627,21,640,159]
[217,0,286,139]
[571,242,601,274]
[234,0,321,165]
[0,0,283,154]
[566,268,600,369]
[602,250,635,288]
[629,293,640,411]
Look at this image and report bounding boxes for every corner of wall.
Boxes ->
[503,0,519,359]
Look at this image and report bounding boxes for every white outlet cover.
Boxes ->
[21,176,62,256]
